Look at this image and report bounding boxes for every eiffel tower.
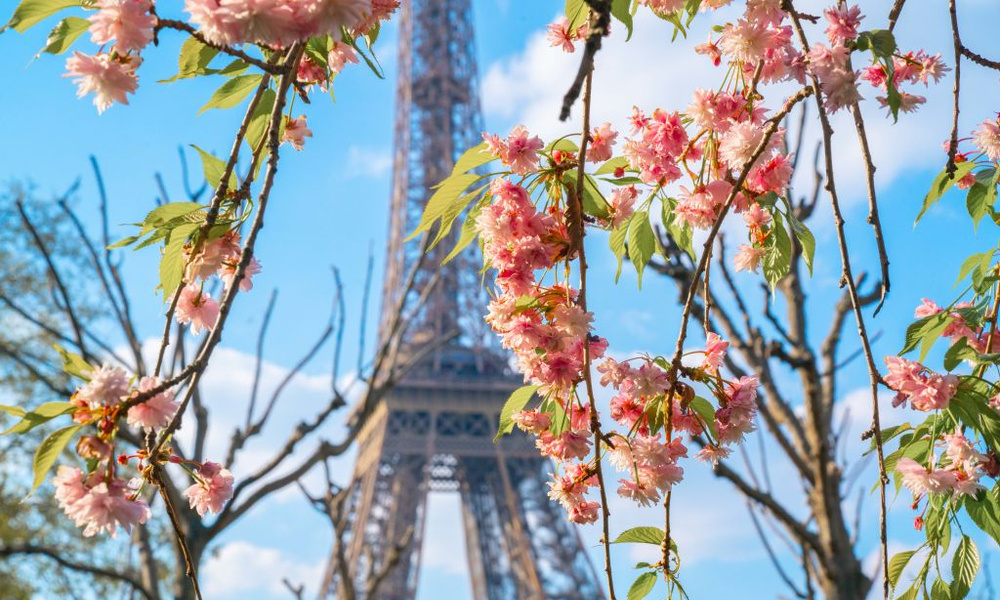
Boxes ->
[320,1,606,599]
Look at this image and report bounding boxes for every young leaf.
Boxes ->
[688,396,718,439]
[955,251,993,288]
[965,493,1000,546]
[407,173,480,241]
[916,162,976,224]
[627,572,657,600]
[159,228,190,300]
[244,89,277,153]
[161,36,221,83]
[610,0,634,40]
[855,29,897,58]
[565,0,588,30]
[494,385,539,442]
[628,211,656,288]
[53,344,94,380]
[2,402,76,436]
[900,312,949,361]
[888,550,916,589]
[39,16,88,55]
[0,405,27,419]
[443,198,487,264]
[595,156,629,176]
[612,526,666,545]
[199,74,264,114]
[191,145,238,190]
[4,0,81,33]
[31,424,82,492]
[966,182,994,229]
[786,210,816,275]
[610,222,629,282]
[762,212,792,289]
[950,535,979,599]
[451,142,494,175]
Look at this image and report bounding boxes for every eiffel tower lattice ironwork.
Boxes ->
[320,1,606,599]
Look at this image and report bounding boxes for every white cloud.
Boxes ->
[202,541,326,598]
[345,146,393,179]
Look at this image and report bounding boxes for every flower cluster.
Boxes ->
[64,0,397,114]
[896,427,994,505]
[65,0,156,113]
[52,362,234,536]
[884,356,958,412]
[177,230,262,335]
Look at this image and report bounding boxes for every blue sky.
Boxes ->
[2,0,1000,598]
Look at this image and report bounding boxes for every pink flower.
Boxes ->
[607,186,637,229]
[742,203,771,229]
[823,4,862,45]
[695,39,722,67]
[877,92,925,115]
[186,235,240,281]
[511,409,551,434]
[546,17,580,53]
[282,116,313,151]
[501,125,544,175]
[185,461,235,516]
[638,0,684,15]
[328,41,360,75]
[973,119,1000,161]
[88,0,156,53]
[719,120,765,168]
[567,499,600,524]
[896,457,957,499]
[734,244,765,273]
[78,364,131,408]
[55,468,150,538]
[175,284,220,335]
[914,298,943,319]
[297,57,327,85]
[884,356,958,411]
[675,180,733,230]
[747,152,793,194]
[220,252,262,292]
[184,0,246,46]
[701,332,728,373]
[126,376,179,432]
[64,52,139,114]
[587,122,618,163]
[696,444,731,465]
[719,19,773,63]
[536,431,591,461]
[617,479,660,506]
[808,44,862,113]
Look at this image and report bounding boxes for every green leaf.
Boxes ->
[199,74,264,114]
[688,396,718,439]
[143,202,204,228]
[160,36,221,83]
[442,198,486,264]
[191,145,238,190]
[52,344,93,380]
[855,29,897,58]
[786,210,816,275]
[565,0,588,30]
[31,424,82,493]
[494,385,539,442]
[888,550,916,589]
[931,578,950,600]
[917,162,976,224]
[763,212,792,290]
[612,526,667,546]
[966,492,1000,546]
[610,221,629,282]
[0,405,27,419]
[244,89,276,153]
[451,142,494,175]
[4,0,81,33]
[611,0,634,40]
[159,227,190,300]
[950,535,979,599]
[627,572,657,600]
[900,312,950,362]
[39,16,88,55]
[956,251,993,289]
[628,211,656,288]
[2,402,76,435]
[943,336,976,371]
[966,182,995,229]
[594,156,629,176]
[407,173,480,241]
[580,174,610,220]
